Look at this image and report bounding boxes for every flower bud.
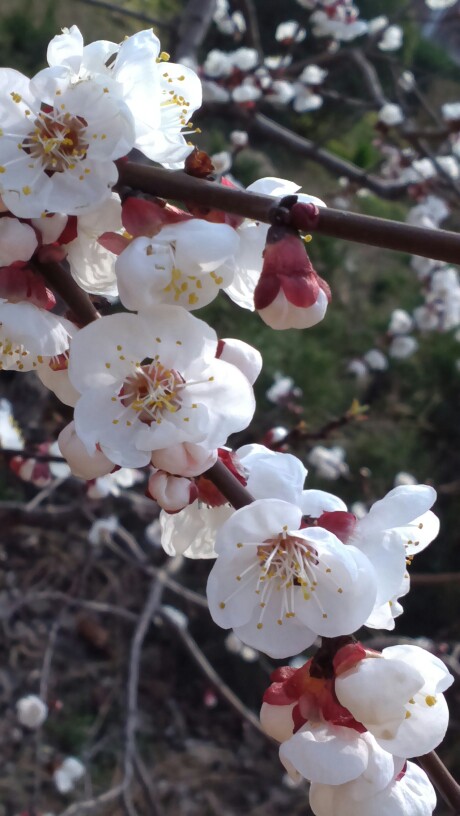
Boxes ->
[151,443,217,478]
[254,224,330,330]
[58,422,114,479]
[147,470,198,512]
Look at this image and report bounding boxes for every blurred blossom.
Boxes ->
[378,25,403,51]
[389,335,419,359]
[298,65,328,85]
[275,21,306,43]
[363,349,389,371]
[399,71,415,92]
[308,445,349,480]
[16,695,48,730]
[53,757,85,794]
[378,103,404,126]
[394,472,418,487]
[88,516,119,546]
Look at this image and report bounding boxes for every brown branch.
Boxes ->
[248,113,409,200]
[418,752,460,814]
[117,160,460,264]
[173,0,217,63]
[232,0,263,57]
[205,460,255,509]
[411,573,460,586]
[35,260,100,326]
[348,50,387,107]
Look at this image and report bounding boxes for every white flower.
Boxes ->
[378,25,403,51]
[115,219,238,312]
[159,443,308,559]
[68,307,255,468]
[53,756,85,794]
[442,102,460,121]
[0,399,23,450]
[211,150,232,174]
[266,80,295,106]
[0,301,74,372]
[231,47,259,71]
[217,338,262,385]
[389,336,418,359]
[378,103,404,126]
[66,193,122,296]
[232,81,262,103]
[0,217,37,265]
[363,349,388,371]
[58,421,113,479]
[17,695,48,729]
[387,309,413,336]
[87,467,143,499]
[335,645,453,757]
[230,129,248,147]
[88,515,118,545]
[266,374,300,404]
[399,71,415,92]
[46,27,202,169]
[203,49,233,78]
[298,65,328,85]
[367,16,389,34]
[207,498,377,658]
[350,485,439,624]
[281,723,398,788]
[275,21,306,43]
[308,446,349,480]
[148,470,196,512]
[309,761,436,816]
[0,66,134,217]
[293,86,323,113]
[426,0,457,8]
[394,472,418,487]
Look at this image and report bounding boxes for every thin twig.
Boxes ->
[74,0,172,29]
[160,608,268,738]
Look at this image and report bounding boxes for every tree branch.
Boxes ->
[117,160,460,264]
[173,0,217,63]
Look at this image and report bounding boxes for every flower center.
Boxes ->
[22,108,88,174]
[119,361,184,424]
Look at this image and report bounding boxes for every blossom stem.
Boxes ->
[34,259,100,326]
[117,161,460,264]
[418,752,460,813]
[205,460,255,509]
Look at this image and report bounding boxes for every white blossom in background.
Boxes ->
[88,515,119,546]
[308,446,349,480]
[378,26,403,52]
[266,373,301,404]
[275,21,306,44]
[389,335,419,360]
[311,8,368,42]
[388,309,413,336]
[442,102,460,122]
[53,757,85,794]
[211,150,232,174]
[0,217,38,265]
[394,472,418,487]
[425,0,457,8]
[363,349,388,371]
[367,16,389,34]
[378,103,404,127]
[230,129,248,147]
[299,65,328,86]
[17,695,48,729]
[399,71,416,92]
[0,399,23,450]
